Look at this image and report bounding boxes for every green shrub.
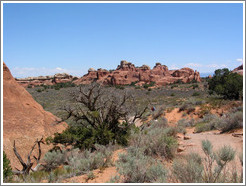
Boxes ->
[215,111,243,133]
[191,84,199,89]
[113,147,167,183]
[36,88,43,92]
[130,126,178,159]
[148,117,168,129]
[115,85,125,90]
[173,153,203,183]
[171,84,178,89]
[130,81,138,86]
[51,123,130,150]
[3,151,12,182]
[143,81,156,89]
[192,92,200,96]
[174,79,183,84]
[170,93,175,96]
[187,107,195,114]
[67,144,113,175]
[43,149,67,171]
[177,118,195,128]
[179,104,189,112]
[194,114,219,133]
[208,68,243,100]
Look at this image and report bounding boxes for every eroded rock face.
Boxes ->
[74,61,201,86]
[16,73,74,87]
[232,65,243,76]
[3,62,66,169]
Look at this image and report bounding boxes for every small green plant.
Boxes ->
[170,93,175,96]
[3,151,12,182]
[173,153,203,183]
[36,88,43,92]
[171,84,178,89]
[86,171,96,181]
[192,92,200,96]
[191,84,199,89]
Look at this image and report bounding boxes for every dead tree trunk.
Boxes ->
[12,137,44,175]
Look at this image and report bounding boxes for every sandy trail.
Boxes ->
[177,128,243,173]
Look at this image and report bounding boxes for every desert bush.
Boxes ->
[202,140,236,183]
[194,114,219,133]
[43,149,68,171]
[148,117,168,129]
[208,68,243,100]
[172,153,203,183]
[171,84,178,89]
[36,88,43,92]
[177,118,195,128]
[67,144,113,176]
[215,111,243,133]
[191,84,199,89]
[48,83,148,149]
[143,81,156,89]
[192,92,200,96]
[130,126,178,159]
[112,147,167,183]
[170,93,175,96]
[3,151,12,182]
[187,107,195,114]
[152,106,165,120]
[179,104,189,112]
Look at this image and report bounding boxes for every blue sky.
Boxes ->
[3,3,243,78]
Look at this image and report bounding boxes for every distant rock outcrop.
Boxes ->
[74,60,201,86]
[16,73,75,88]
[3,62,66,169]
[232,65,243,76]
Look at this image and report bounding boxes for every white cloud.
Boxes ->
[186,63,202,68]
[236,58,243,62]
[206,64,219,68]
[55,67,63,71]
[11,66,85,78]
[169,65,179,70]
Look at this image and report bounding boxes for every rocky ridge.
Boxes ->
[15,61,201,87]
[74,60,201,86]
[232,64,243,76]
[16,73,75,88]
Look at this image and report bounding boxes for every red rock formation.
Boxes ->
[16,73,74,88]
[74,61,201,86]
[232,65,243,76]
[3,62,67,169]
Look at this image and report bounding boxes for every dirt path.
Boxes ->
[177,128,243,171]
